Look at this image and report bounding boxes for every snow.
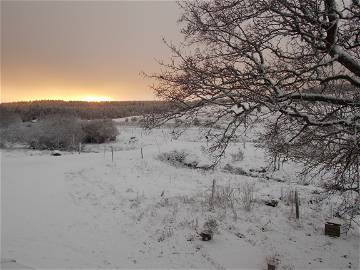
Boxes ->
[1,259,33,269]
[1,123,359,269]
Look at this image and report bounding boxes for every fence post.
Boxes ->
[295,190,300,220]
[72,134,75,153]
[111,146,114,162]
[210,179,216,210]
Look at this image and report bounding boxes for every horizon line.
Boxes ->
[0,99,164,104]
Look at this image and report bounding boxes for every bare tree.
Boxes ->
[147,0,360,221]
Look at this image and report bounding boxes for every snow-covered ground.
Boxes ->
[1,122,359,269]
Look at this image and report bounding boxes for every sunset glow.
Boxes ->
[81,96,113,102]
[2,1,181,103]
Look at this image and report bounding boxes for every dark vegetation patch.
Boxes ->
[157,150,211,170]
[0,100,172,121]
[158,150,194,168]
[222,163,248,175]
[82,119,118,144]
[0,100,172,150]
[0,114,119,150]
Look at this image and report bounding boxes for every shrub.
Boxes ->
[193,118,201,126]
[206,183,239,220]
[0,111,22,128]
[81,119,118,144]
[25,115,84,150]
[174,118,183,126]
[158,150,188,167]
[0,119,23,146]
[223,163,247,175]
[231,148,245,162]
[158,150,205,169]
[203,217,218,233]
[240,182,255,211]
[1,115,119,150]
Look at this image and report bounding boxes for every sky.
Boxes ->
[1,1,182,102]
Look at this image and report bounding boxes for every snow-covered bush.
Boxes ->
[26,115,84,150]
[156,225,174,242]
[223,164,247,175]
[205,183,239,220]
[230,148,245,162]
[158,150,189,167]
[81,119,118,143]
[174,118,183,126]
[240,182,255,211]
[203,217,218,234]
[158,149,211,169]
[193,118,201,126]
[3,116,118,150]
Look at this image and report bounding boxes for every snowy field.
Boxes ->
[1,120,359,269]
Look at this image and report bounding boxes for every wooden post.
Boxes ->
[330,203,333,219]
[141,147,143,159]
[78,142,81,154]
[104,146,106,158]
[111,146,114,162]
[210,179,216,210]
[72,134,75,153]
[277,157,281,170]
[289,190,294,216]
[295,190,300,219]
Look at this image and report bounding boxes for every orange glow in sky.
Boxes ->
[1,1,182,103]
[81,96,113,102]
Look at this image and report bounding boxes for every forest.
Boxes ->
[0,100,171,121]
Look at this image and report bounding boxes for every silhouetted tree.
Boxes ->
[148,0,360,221]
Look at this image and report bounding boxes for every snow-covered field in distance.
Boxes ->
[1,119,359,269]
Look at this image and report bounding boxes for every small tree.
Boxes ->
[147,1,360,220]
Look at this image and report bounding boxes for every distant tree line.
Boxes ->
[0,100,172,121]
